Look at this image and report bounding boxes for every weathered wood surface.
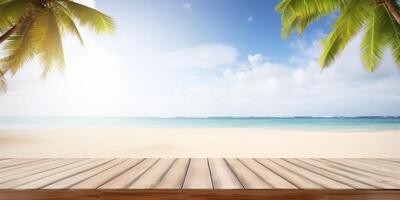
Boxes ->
[1,158,400,190]
[0,158,399,199]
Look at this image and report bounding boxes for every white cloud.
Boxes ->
[171,35,400,116]
[248,54,266,66]
[247,17,254,22]
[182,3,192,11]
[0,32,399,117]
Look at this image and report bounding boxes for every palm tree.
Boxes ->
[0,0,115,92]
[276,0,400,72]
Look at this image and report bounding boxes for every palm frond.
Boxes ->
[361,6,388,72]
[35,10,65,76]
[0,69,6,93]
[319,31,344,68]
[319,0,372,68]
[0,0,34,33]
[57,0,115,34]
[0,17,37,74]
[52,1,84,45]
[384,4,400,67]
[277,0,340,39]
[277,0,340,19]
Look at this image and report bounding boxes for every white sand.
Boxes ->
[0,128,399,158]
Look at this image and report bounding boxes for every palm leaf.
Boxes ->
[319,0,372,68]
[0,0,34,33]
[277,0,340,39]
[0,69,6,93]
[277,0,340,18]
[0,17,37,74]
[52,1,84,45]
[57,0,115,34]
[35,10,65,76]
[361,6,389,72]
[319,31,345,68]
[384,4,400,67]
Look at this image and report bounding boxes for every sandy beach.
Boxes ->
[0,128,399,158]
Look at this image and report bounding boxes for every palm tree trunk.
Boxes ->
[381,0,400,24]
[0,25,17,45]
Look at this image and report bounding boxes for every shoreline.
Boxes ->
[0,127,399,158]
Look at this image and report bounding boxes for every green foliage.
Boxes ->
[277,0,400,72]
[0,0,34,33]
[58,0,115,34]
[1,17,37,74]
[0,0,115,92]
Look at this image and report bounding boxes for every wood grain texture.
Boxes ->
[271,159,351,189]
[256,159,322,189]
[182,159,213,189]
[45,159,126,189]
[225,158,271,189]
[156,158,189,189]
[15,159,111,189]
[0,159,64,180]
[71,159,143,189]
[303,159,397,189]
[99,158,159,189]
[0,159,87,189]
[319,159,400,188]
[285,159,374,189]
[239,158,296,189]
[208,158,242,189]
[129,158,176,189]
[0,159,46,170]
[0,158,399,191]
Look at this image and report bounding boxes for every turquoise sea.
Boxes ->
[0,117,400,131]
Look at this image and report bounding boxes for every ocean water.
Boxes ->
[0,117,400,131]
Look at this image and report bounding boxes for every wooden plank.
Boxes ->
[382,158,400,164]
[155,158,189,189]
[15,159,111,189]
[208,158,242,189]
[373,158,400,166]
[256,159,322,189]
[0,159,81,186]
[0,159,89,189]
[286,159,374,189]
[99,159,159,189]
[0,159,51,174]
[182,158,213,189]
[270,159,351,189]
[352,159,400,173]
[44,159,126,189]
[129,159,176,189]
[303,159,397,189]
[0,159,46,170]
[321,159,400,187]
[0,158,399,191]
[378,159,400,167]
[0,159,21,167]
[337,159,400,178]
[0,159,64,180]
[71,159,143,189]
[225,158,271,189]
[239,158,296,189]
[359,159,400,172]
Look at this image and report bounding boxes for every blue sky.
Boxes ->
[97,0,330,62]
[0,0,399,117]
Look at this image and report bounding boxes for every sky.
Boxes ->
[0,0,399,117]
